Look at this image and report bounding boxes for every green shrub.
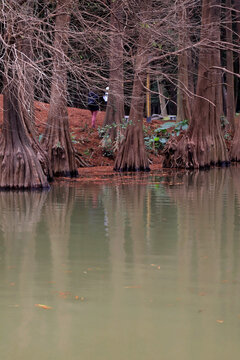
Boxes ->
[144,119,189,153]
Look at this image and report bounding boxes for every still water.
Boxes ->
[0,167,240,360]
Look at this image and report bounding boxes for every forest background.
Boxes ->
[0,0,239,189]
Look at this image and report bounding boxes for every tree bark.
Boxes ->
[103,0,125,144]
[42,0,78,178]
[163,0,229,169]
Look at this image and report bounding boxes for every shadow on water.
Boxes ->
[0,167,240,359]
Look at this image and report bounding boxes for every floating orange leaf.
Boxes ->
[35,304,52,310]
[217,320,224,324]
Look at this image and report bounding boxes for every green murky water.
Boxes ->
[0,167,240,360]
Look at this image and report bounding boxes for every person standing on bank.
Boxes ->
[88,90,99,128]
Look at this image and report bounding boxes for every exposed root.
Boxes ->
[52,170,79,178]
[114,165,150,172]
[163,132,229,169]
[75,153,91,167]
[230,127,240,162]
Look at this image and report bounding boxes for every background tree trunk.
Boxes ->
[226,0,235,132]
[18,0,35,125]
[177,2,192,122]
[230,0,240,160]
[157,77,168,118]
[163,0,229,169]
[234,0,240,111]
[42,0,78,178]
[103,0,125,144]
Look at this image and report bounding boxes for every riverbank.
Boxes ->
[0,95,164,171]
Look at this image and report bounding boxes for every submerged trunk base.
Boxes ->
[53,170,79,178]
[0,184,50,191]
[114,165,150,172]
[114,124,150,172]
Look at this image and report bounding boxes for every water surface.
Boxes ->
[0,167,240,360]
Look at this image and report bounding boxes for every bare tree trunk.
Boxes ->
[163,0,229,169]
[177,2,192,122]
[0,0,50,189]
[157,77,168,117]
[236,0,240,80]
[226,0,235,132]
[114,43,150,171]
[234,0,240,111]
[19,0,35,124]
[114,0,150,172]
[230,0,240,160]
[103,0,124,143]
[177,53,192,122]
[42,0,78,177]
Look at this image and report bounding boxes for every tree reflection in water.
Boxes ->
[0,191,48,358]
[161,168,240,347]
[0,167,240,359]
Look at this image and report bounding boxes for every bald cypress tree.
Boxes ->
[42,0,78,177]
[0,0,50,189]
[164,0,229,169]
[114,0,151,171]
